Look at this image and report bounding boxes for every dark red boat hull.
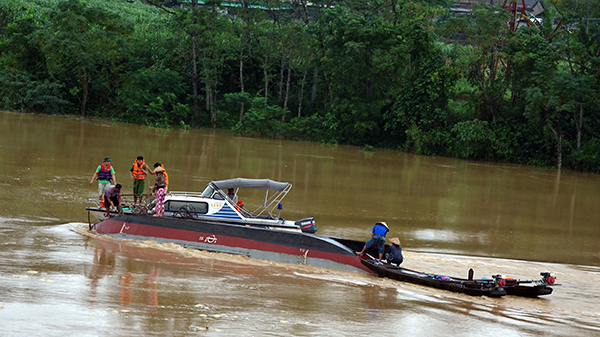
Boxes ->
[91,215,373,273]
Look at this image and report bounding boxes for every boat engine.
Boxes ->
[296,217,317,234]
[540,272,556,285]
[492,274,506,287]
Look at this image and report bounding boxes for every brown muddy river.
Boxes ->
[1,110,600,336]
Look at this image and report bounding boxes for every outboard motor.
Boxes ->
[540,272,556,285]
[492,274,506,287]
[296,217,317,234]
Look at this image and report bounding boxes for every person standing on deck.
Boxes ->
[90,156,116,201]
[148,163,167,217]
[356,222,390,261]
[148,163,169,192]
[160,163,169,192]
[129,156,151,204]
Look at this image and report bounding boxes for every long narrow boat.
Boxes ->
[361,260,556,297]
[87,178,379,273]
[361,260,507,297]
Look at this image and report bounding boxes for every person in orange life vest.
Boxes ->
[356,222,390,261]
[129,156,151,204]
[90,156,116,201]
[148,163,169,192]
[148,163,167,217]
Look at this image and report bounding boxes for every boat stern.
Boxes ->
[295,217,317,233]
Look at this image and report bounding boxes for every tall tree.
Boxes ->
[44,0,132,117]
[553,0,600,153]
[444,4,511,124]
[385,3,452,154]
[145,0,206,125]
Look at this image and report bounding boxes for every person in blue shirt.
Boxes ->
[385,237,403,266]
[356,222,389,261]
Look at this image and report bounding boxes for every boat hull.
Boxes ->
[361,260,507,297]
[504,280,553,297]
[91,214,372,273]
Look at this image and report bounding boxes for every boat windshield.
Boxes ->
[200,185,215,198]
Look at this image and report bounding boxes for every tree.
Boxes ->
[44,0,132,117]
[144,0,205,125]
[320,6,405,145]
[443,4,511,124]
[385,3,452,154]
[553,0,600,167]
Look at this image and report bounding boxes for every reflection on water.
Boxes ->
[87,246,116,303]
[120,271,134,307]
[85,238,162,310]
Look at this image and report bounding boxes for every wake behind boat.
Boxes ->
[86,178,378,273]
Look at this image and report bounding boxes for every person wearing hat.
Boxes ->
[90,156,116,201]
[148,163,167,217]
[356,221,390,261]
[385,237,403,266]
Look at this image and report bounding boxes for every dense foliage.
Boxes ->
[1,0,599,171]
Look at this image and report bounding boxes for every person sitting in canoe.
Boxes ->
[356,221,389,261]
[385,237,403,266]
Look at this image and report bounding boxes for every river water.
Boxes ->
[1,110,599,336]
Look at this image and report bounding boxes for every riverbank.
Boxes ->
[2,0,598,173]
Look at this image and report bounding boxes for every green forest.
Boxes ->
[1,0,599,171]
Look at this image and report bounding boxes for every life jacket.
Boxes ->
[160,164,169,186]
[98,164,112,181]
[132,160,147,180]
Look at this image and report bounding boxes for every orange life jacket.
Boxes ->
[132,160,147,180]
[160,164,169,186]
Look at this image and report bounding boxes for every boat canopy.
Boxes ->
[211,178,290,192]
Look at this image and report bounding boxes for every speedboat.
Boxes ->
[86,178,377,273]
[88,178,317,233]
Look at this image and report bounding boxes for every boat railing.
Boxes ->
[250,183,292,219]
[212,184,292,220]
[168,191,204,198]
[87,193,156,215]
[168,186,292,221]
